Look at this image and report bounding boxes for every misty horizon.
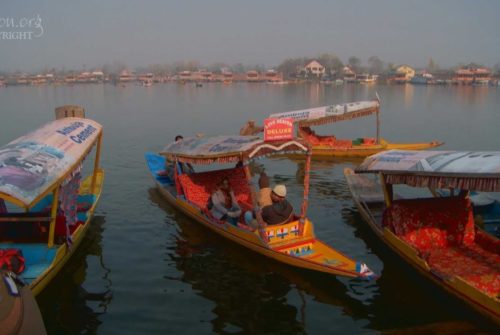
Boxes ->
[1,0,499,72]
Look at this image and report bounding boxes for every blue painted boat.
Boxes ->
[0,110,104,296]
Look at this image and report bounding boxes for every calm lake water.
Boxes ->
[1,83,499,334]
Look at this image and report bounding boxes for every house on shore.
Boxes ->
[303,60,325,78]
[342,66,356,83]
[452,67,491,85]
[388,65,415,84]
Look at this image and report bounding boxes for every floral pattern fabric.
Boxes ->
[178,167,252,210]
[382,197,499,297]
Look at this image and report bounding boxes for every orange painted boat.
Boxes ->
[145,135,375,279]
[269,99,443,158]
[345,150,500,324]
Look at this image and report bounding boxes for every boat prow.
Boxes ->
[383,139,444,151]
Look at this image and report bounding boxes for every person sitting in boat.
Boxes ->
[257,171,272,207]
[158,135,194,179]
[259,184,294,226]
[210,177,242,226]
[239,120,264,136]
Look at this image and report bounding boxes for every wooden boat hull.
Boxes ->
[146,153,372,279]
[344,168,500,324]
[311,139,443,158]
[28,169,104,296]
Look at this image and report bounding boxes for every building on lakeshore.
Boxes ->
[119,70,136,83]
[342,66,356,83]
[263,69,283,82]
[452,67,491,85]
[246,70,260,82]
[303,60,325,78]
[388,65,415,84]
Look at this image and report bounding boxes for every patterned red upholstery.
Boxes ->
[382,197,475,251]
[383,197,500,296]
[476,230,500,254]
[178,167,253,210]
[298,127,341,147]
[426,244,500,296]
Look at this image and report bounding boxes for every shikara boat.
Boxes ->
[145,135,375,279]
[344,150,500,323]
[0,107,104,296]
[269,100,443,158]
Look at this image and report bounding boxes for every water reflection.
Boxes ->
[148,188,373,334]
[37,216,112,334]
[453,85,489,105]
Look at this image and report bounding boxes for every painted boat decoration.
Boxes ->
[269,99,443,158]
[344,150,500,324]
[0,107,104,296]
[145,135,375,279]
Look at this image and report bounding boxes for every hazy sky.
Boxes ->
[1,0,499,72]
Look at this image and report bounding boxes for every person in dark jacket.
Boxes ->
[260,184,294,225]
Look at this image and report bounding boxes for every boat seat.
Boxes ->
[177,167,253,211]
[382,197,476,252]
[298,127,338,146]
[331,139,353,149]
[383,197,500,296]
[0,243,56,283]
[426,235,500,296]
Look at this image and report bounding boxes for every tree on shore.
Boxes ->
[427,58,438,72]
[317,53,343,76]
[367,56,384,74]
[277,57,311,78]
[231,63,246,73]
[494,61,500,74]
[348,56,361,73]
[386,62,397,72]
[208,62,229,73]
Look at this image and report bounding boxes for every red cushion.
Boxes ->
[178,167,252,209]
[383,197,499,296]
[382,197,476,252]
[427,244,500,296]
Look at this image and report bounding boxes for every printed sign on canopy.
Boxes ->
[264,118,294,141]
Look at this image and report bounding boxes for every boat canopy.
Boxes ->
[161,135,309,164]
[355,150,500,192]
[269,100,379,127]
[0,117,102,208]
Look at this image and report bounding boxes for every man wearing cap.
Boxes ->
[259,184,294,225]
